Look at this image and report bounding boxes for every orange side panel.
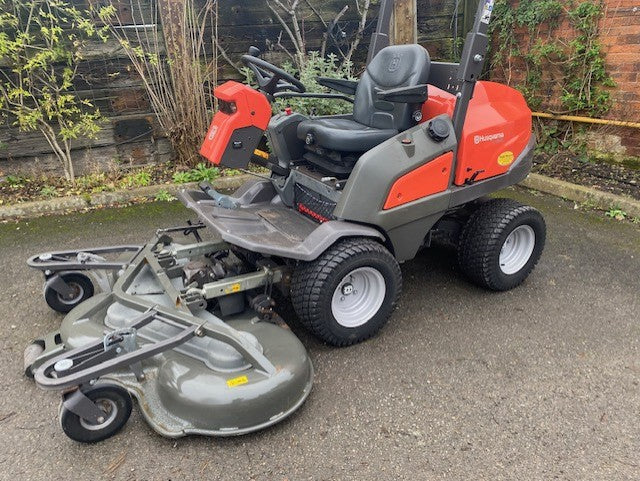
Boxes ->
[418,82,532,186]
[420,85,456,121]
[454,81,532,185]
[383,152,454,210]
[200,81,271,165]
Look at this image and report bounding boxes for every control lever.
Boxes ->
[199,182,239,209]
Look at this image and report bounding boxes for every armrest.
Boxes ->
[375,84,428,104]
[273,92,354,103]
[316,77,359,95]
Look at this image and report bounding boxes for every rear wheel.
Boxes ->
[291,238,402,346]
[457,198,546,291]
[44,273,94,313]
[60,384,132,443]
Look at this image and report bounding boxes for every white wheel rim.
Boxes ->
[499,225,536,275]
[57,282,84,305]
[79,398,118,431]
[331,267,386,328]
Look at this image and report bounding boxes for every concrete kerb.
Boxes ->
[520,173,640,219]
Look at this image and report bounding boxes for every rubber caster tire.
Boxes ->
[23,340,45,378]
[457,198,546,291]
[44,273,94,313]
[291,238,402,346]
[60,384,132,443]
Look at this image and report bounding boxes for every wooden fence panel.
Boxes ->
[1,0,464,177]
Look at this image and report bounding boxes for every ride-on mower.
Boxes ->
[24,0,545,443]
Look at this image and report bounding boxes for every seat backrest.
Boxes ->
[353,44,431,132]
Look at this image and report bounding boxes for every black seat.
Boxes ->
[297,44,431,154]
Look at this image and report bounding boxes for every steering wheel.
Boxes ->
[241,53,306,97]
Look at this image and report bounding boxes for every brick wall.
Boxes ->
[599,0,640,156]
[489,0,640,158]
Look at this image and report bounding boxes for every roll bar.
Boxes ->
[366,0,495,139]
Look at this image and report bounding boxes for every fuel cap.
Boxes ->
[428,119,450,142]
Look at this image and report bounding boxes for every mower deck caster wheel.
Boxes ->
[44,273,94,313]
[291,238,402,346]
[60,384,132,443]
[23,340,45,378]
[457,198,546,291]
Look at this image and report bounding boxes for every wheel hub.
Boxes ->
[79,398,117,431]
[499,225,536,275]
[331,267,386,328]
[57,282,83,304]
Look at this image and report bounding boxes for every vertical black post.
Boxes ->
[463,0,478,38]
[367,0,394,64]
[451,0,493,140]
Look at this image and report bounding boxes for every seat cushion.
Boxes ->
[297,117,397,153]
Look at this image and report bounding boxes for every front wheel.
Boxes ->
[60,384,132,443]
[44,273,94,313]
[291,238,402,346]
[457,198,546,291]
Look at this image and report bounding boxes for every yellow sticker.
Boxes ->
[253,149,270,160]
[225,283,242,294]
[226,375,248,388]
[497,151,515,166]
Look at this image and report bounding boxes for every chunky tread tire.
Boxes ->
[457,198,546,291]
[44,273,94,313]
[60,384,132,444]
[291,238,402,346]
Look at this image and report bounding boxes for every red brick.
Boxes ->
[607,44,640,54]
[489,0,640,135]
[610,71,639,83]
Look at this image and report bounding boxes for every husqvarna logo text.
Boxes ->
[474,132,504,144]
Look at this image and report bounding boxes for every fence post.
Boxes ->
[393,0,417,45]
[463,0,478,35]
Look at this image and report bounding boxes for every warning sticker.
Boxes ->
[207,125,218,141]
[225,283,242,294]
[497,151,515,166]
[253,149,270,160]
[481,0,495,24]
[226,375,248,388]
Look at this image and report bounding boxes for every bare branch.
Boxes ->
[276,31,297,63]
[345,0,371,63]
[324,5,350,59]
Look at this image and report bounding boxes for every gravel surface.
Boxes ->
[0,189,638,481]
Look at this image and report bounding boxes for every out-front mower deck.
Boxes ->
[27,230,313,442]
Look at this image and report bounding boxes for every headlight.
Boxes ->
[219,100,237,115]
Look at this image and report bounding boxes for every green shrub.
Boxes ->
[0,0,107,181]
[154,189,176,202]
[76,173,106,189]
[606,208,627,221]
[120,171,151,188]
[172,172,192,184]
[4,175,26,187]
[172,163,220,184]
[40,185,58,198]
[244,52,356,117]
